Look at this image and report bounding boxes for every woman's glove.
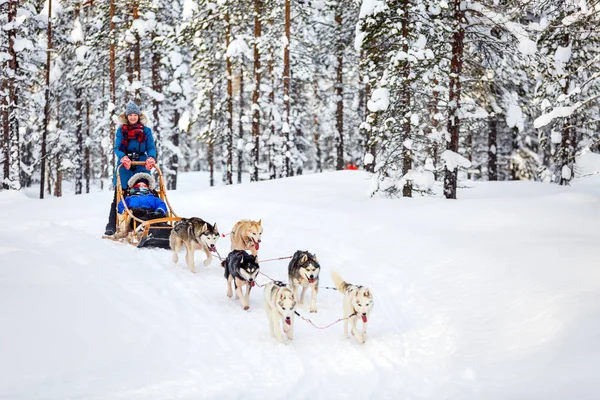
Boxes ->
[145,157,156,170]
[121,156,132,170]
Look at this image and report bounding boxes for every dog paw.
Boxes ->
[243,305,250,310]
[309,308,317,313]
[203,260,211,266]
[227,293,232,298]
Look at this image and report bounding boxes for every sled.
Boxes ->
[103,161,182,249]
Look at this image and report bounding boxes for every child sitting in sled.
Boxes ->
[116,172,167,234]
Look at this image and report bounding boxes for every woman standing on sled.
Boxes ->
[104,101,157,236]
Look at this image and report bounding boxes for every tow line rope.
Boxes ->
[211,251,336,290]
[294,311,358,330]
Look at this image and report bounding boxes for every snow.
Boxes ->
[169,51,183,69]
[226,38,251,59]
[358,0,386,18]
[178,111,191,131]
[399,169,435,190]
[40,0,64,18]
[533,105,578,128]
[466,2,537,55]
[182,0,198,20]
[1,171,599,399]
[71,17,84,43]
[562,165,572,180]
[554,43,572,76]
[442,149,472,171]
[505,92,524,132]
[551,130,562,144]
[410,113,419,126]
[75,46,89,63]
[364,153,374,166]
[13,38,33,53]
[367,88,390,112]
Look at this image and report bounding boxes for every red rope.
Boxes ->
[258,255,293,263]
[220,232,231,238]
[294,311,358,330]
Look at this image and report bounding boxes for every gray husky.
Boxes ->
[222,250,260,310]
[288,250,320,313]
[170,217,219,273]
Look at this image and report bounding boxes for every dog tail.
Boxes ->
[330,271,348,293]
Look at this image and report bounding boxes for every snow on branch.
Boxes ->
[465,2,536,55]
[367,88,390,112]
[442,150,471,171]
[534,93,600,128]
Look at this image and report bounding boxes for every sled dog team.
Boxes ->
[169,217,374,344]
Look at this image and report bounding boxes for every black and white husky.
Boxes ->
[331,271,374,344]
[263,281,297,343]
[170,217,219,273]
[222,250,260,310]
[288,250,321,313]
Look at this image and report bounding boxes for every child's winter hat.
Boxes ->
[125,101,141,116]
[128,172,156,190]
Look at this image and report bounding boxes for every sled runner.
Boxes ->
[103,161,181,249]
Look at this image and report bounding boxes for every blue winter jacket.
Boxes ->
[112,125,157,189]
[118,194,167,215]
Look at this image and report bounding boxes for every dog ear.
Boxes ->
[364,288,371,298]
[213,223,218,231]
[202,223,208,232]
[313,254,317,261]
[300,254,308,264]
[254,255,259,264]
[258,219,262,225]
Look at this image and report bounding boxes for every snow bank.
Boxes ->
[1,171,599,399]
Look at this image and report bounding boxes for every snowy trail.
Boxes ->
[1,170,600,399]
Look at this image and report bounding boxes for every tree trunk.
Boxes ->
[268,17,276,179]
[75,89,83,194]
[209,82,215,187]
[151,25,162,163]
[237,70,244,184]
[251,0,262,182]
[335,9,344,171]
[510,126,518,180]
[313,81,322,173]
[488,114,497,181]
[54,94,62,197]
[400,0,411,197]
[559,70,572,186]
[225,10,233,185]
[444,0,464,200]
[85,100,91,193]
[40,0,51,198]
[168,111,180,190]
[132,0,141,101]
[283,0,291,177]
[109,0,116,170]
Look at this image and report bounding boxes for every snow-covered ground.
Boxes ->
[1,159,600,400]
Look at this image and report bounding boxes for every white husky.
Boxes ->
[264,282,297,343]
[331,271,374,344]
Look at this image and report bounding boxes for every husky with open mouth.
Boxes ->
[170,217,219,273]
[288,250,320,313]
[230,219,263,256]
[264,281,297,343]
[222,250,260,310]
[331,271,374,344]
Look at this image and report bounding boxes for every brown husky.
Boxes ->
[230,219,263,256]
